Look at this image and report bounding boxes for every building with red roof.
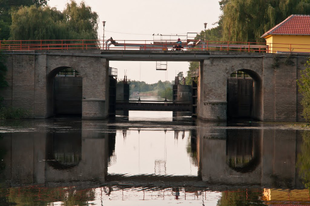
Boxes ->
[261,14,310,53]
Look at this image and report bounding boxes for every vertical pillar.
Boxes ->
[34,54,48,118]
[81,58,109,119]
[198,59,227,121]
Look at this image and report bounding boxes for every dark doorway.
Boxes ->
[227,71,253,120]
[53,69,82,117]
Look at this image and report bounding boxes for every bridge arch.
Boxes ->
[45,55,109,119]
[227,68,263,120]
[46,132,82,170]
[226,129,261,173]
[199,57,264,121]
[47,66,82,117]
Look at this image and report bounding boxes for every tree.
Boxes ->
[220,0,310,42]
[0,0,48,40]
[297,60,310,122]
[10,6,62,40]
[10,0,98,40]
[297,131,310,189]
[62,0,98,39]
[185,62,199,85]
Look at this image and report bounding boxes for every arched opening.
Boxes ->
[227,69,262,120]
[47,67,82,117]
[46,132,82,170]
[226,129,261,173]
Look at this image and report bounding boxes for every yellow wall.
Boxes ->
[263,188,310,204]
[265,35,310,53]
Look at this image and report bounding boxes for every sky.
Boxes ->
[48,0,222,83]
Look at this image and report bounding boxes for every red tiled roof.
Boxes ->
[261,15,310,38]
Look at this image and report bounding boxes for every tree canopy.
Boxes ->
[10,1,98,40]
[0,0,49,40]
[220,0,310,42]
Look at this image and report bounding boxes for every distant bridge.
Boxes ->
[115,100,192,112]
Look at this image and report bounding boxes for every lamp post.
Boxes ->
[102,21,106,50]
[204,23,207,50]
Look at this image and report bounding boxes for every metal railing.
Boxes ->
[2,38,310,54]
[0,39,101,51]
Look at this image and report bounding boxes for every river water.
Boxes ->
[0,110,310,206]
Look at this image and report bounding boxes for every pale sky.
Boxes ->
[48,0,222,83]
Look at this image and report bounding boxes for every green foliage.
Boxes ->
[158,87,172,100]
[129,80,156,95]
[0,0,48,40]
[128,80,173,99]
[185,62,199,85]
[10,0,98,40]
[196,26,223,42]
[297,60,310,122]
[7,186,95,205]
[0,107,30,119]
[220,0,310,42]
[217,189,265,206]
[297,131,310,189]
[62,1,98,39]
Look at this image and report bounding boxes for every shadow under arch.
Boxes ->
[47,66,82,117]
[226,129,261,173]
[227,68,263,121]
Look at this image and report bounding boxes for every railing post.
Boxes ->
[20,40,22,50]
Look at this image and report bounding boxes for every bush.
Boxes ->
[0,107,30,119]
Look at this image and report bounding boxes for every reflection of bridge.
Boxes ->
[115,100,192,111]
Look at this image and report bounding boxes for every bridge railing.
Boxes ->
[2,39,309,54]
[0,39,101,51]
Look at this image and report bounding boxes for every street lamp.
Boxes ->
[204,23,207,50]
[102,21,106,49]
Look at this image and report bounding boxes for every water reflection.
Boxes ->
[0,119,309,205]
[108,128,197,176]
[297,130,310,189]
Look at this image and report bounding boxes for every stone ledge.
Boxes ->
[203,101,227,105]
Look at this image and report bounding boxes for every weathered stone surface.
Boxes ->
[3,51,109,119]
[2,51,307,121]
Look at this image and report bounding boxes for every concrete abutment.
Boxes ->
[2,51,308,122]
[4,51,109,119]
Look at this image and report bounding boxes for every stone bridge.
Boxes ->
[2,50,308,122]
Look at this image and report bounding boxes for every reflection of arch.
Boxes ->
[227,68,262,120]
[47,66,82,117]
[46,132,82,170]
[226,129,261,173]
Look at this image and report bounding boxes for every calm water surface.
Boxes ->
[0,111,310,205]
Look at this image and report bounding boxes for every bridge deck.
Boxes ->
[116,100,192,111]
